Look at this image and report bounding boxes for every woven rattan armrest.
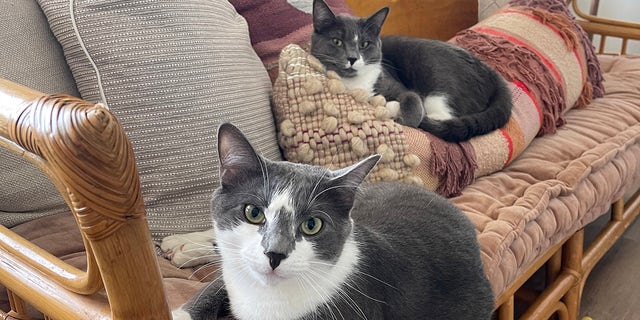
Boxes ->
[0,78,170,319]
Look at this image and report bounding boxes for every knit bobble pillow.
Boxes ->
[272,45,424,187]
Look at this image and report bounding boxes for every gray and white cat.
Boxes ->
[310,0,513,142]
[172,123,494,320]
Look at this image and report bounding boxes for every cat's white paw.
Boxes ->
[171,308,193,320]
[160,229,217,268]
[385,100,400,118]
[423,94,454,121]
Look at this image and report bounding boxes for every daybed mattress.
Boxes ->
[452,55,640,297]
[2,56,639,317]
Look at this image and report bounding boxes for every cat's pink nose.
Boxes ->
[265,252,287,270]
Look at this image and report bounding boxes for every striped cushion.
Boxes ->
[36,0,282,241]
[272,0,602,197]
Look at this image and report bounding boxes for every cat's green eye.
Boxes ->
[332,38,343,47]
[360,41,370,49]
[301,217,323,235]
[244,204,265,224]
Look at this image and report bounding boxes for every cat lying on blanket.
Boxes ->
[310,0,512,142]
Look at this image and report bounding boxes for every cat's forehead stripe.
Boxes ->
[265,187,295,222]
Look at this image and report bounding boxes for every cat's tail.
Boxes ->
[418,83,512,143]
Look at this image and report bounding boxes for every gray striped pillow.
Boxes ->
[36,0,282,241]
[0,0,76,227]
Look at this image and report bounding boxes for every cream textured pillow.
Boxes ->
[36,0,282,240]
[273,45,424,186]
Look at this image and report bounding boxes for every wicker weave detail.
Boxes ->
[273,45,423,186]
[8,95,144,241]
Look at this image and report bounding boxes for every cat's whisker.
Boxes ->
[176,255,220,270]
[192,262,249,307]
[188,266,243,310]
[329,154,339,171]
[309,54,346,69]
[189,267,221,283]
[188,259,225,280]
[334,288,368,320]
[379,61,400,72]
[312,209,335,226]
[425,194,437,207]
[299,273,343,320]
[190,276,224,308]
[307,270,368,320]
[295,277,334,320]
[300,273,340,319]
[308,260,399,292]
[308,183,358,206]
[212,237,243,250]
[311,266,388,306]
[212,241,238,250]
[306,268,373,320]
[307,169,328,209]
[310,52,343,63]
[256,152,271,202]
[236,192,266,207]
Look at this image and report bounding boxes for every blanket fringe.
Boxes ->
[520,7,580,50]
[575,82,594,109]
[430,138,478,197]
[509,0,605,98]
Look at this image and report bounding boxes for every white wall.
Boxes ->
[574,0,640,54]
[478,0,640,55]
[478,0,509,21]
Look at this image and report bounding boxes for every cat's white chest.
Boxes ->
[340,63,382,95]
[217,224,361,320]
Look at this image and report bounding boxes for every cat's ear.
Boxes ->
[217,123,263,187]
[328,155,380,212]
[313,0,337,32]
[331,154,381,189]
[365,6,389,35]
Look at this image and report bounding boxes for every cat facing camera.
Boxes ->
[172,123,494,319]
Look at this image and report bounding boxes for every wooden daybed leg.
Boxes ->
[582,197,639,285]
[6,290,29,320]
[547,249,562,285]
[498,295,515,320]
[553,301,570,320]
[521,230,584,320]
[612,198,624,221]
[562,229,584,320]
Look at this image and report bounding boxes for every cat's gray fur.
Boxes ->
[174,123,494,320]
[310,0,512,142]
